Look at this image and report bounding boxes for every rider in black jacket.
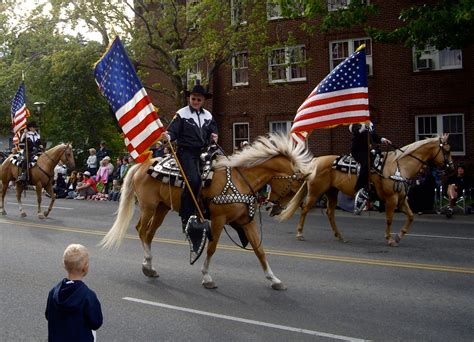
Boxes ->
[162,83,218,230]
[349,121,391,214]
[18,121,44,183]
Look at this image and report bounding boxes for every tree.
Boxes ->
[49,0,272,117]
[279,0,474,50]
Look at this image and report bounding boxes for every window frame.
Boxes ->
[231,0,247,25]
[268,45,307,83]
[328,0,368,11]
[413,46,463,72]
[329,38,373,75]
[415,113,465,156]
[232,51,249,86]
[269,120,292,134]
[233,122,250,150]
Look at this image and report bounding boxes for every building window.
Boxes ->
[267,1,283,20]
[233,122,249,150]
[269,121,292,134]
[231,0,246,25]
[415,114,465,156]
[187,61,202,89]
[330,38,372,75]
[232,51,249,86]
[413,47,462,72]
[328,0,368,11]
[269,45,306,83]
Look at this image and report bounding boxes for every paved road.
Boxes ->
[1,192,473,341]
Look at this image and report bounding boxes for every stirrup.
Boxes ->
[353,189,368,215]
[184,216,212,265]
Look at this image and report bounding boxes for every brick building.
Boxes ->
[148,1,473,166]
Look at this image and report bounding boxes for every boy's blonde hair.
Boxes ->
[63,244,89,273]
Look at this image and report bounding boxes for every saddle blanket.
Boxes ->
[147,153,216,189]
[10,152,39,168]
[332,151,384,174]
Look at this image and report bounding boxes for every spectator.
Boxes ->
[120,157,129,181]
[54,160,67,182]
[96,141,110,164]
[75,171,97,199]
[408,166,436,214]
[112,157,123,181]
[104,156,114,194]
[54,174,68,199]
[66,171,79,199]
[446,164,470,216]
[108,179,122,202]
[95,159,109,193]
[45,244,103,342]
[86,148,98,176]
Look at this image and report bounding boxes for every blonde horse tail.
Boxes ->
[99,163,140,249]
[278,180,308,221]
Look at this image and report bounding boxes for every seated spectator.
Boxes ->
[408,166,436,214]
[75,171,97,199]
[54,174,68,199]
[65,171,79,199]
[54,160,67,183]
[447,164,470,215]
[108,179,122,202]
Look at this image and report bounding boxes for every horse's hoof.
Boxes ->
[21,212,27,218]
[142,266,159,278]
[1,210,6,215]
[388,239,399,247]
[394,234,401,243]
[296,235,305,241]
[271,282,287,291]
[202,281,218,289]
[38,214,45,220]
[43,211,49,217]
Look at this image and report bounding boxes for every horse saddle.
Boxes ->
[10,151,39,168]
[332,150,385,174]
[147,145,221,188]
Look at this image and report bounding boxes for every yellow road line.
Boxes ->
[1,218,473,275]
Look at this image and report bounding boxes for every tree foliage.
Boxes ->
[279,0,474,50]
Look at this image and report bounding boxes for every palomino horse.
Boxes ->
[0,143,75,218]
[100,133,312,290]
[274,135,453,246]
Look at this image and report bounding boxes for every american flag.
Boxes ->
[291,46,369,144]
[11,82,30,145]
[94,37,164,163]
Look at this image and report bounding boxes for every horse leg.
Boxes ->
[394,197,414,245]
[0,180,7,215]
[247,220,286,290]
[384,196,399,246]
[42,183,56,218]
[201,218,225,289]
[296,191,319,241]
[138,204,168,277]
[16,185,26,217]
[325,189,345,241]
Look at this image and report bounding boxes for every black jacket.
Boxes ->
[350,123,382,158]
[167,105,218,149]
[45,279,103,342]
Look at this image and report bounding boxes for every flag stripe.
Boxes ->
[294,101,369,123]
[297,89,368,112]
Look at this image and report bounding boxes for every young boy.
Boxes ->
[45,244,103,342]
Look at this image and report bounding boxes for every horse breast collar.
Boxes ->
[211,167,256,219]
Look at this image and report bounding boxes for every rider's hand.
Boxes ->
[211,133,218,144]
[381,137,392,145]
[160,132,171,142]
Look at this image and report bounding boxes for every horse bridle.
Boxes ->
[268,172,304,207]
[37,146,73,182]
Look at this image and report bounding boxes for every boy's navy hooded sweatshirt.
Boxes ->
[45,279,103,342]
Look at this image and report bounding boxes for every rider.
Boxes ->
[17,121,44,183]
[349,121,391,214]
[161,83,218,231]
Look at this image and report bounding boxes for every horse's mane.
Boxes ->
[215,133,313,173]
[393,136,438,161]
